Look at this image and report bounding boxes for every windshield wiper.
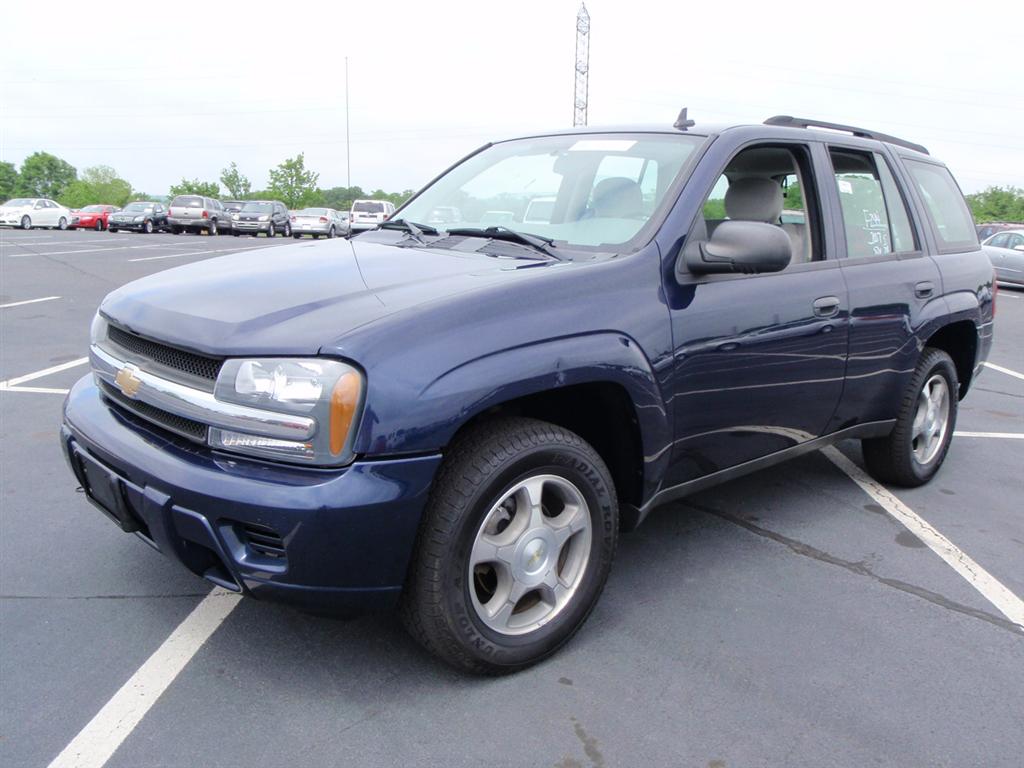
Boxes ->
[445,226,564,261]
[378,218,438,244]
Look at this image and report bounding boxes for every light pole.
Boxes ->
[345,56,351,190]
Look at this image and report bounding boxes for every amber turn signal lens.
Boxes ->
[329,372,361,456]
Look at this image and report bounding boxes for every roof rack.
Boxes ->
[763,115,929,155]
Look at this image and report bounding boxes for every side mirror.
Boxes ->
[684,220,792,275]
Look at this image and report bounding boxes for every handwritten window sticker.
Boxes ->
[838,180,854,194]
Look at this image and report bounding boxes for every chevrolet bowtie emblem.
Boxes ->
[114,364,142,398]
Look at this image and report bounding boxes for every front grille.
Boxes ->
[99,380,208,442]
[107,325,223,382]
[241,523,286,559]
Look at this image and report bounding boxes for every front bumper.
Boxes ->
[232,220,270,232]
[61,375,441,612]
[108,220,148,231]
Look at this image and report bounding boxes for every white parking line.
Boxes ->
[47,589,242,768]
[5,245,167,258]
[953,431,1024,440]
[824,447,1024,630]
[0,358,89,392]
[129,245,273,262]
[0,295,61,309]
[983,361,1024,382]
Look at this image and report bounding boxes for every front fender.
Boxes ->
[352,332,672,499]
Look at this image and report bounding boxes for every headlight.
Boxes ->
[258,215,269,222]
[211,358,363,466]
[90,313,108,344]
[232,214,240,220]
[134,215,144,222]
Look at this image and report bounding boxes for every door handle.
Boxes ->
[813,296,840,317]
[915,281,935,299]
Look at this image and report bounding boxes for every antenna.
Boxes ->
[573,4,591,127]
[673,107,695,131]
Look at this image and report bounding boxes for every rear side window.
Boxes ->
[828,149,916,258]
[903,160,978,252]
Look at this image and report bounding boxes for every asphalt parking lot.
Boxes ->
[1,226,1022,768]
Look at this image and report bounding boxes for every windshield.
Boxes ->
[396,133,704,249]
[353,201,386,213]
[81,205,106,212]
[241,202,273,213]
[4,198,33,207]
[296,208,329,216]
[123,202,151,212]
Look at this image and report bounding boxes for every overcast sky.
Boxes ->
[2,0,1022,197]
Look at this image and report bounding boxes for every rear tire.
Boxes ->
[292,234,301,239]
[401,417,618,675]
[283,222,292,237]
[862,348,958,487]
[209,219,218,236]
[328,226,336,239]
[171,225,183,235]
[108,228,118,233]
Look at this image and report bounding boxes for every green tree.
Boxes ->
[168,178,220,199]
[61,165,133,208]
[319,185,365,211]
[965,186,1024,223]
[16,152,77,199]
[220,162,252,199]
[0,162,18,201]
[268,154,319,209]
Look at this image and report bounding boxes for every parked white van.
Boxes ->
[350,199,396,232]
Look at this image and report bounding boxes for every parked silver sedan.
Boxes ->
[982,229,1024,287]
[290,207,349,239]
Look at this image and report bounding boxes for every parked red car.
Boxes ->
[70,205,119,231]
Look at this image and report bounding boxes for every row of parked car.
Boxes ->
[0,196,398,239]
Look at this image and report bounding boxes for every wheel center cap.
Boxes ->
[522,538,548,575]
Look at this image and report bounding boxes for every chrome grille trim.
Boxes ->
[90,344,316,442]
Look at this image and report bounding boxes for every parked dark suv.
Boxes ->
[61,113,995,674]
[231,200,291,237]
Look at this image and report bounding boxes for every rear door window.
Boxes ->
[903,160,978,252]
[828,149,917,258]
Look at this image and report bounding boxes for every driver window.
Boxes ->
[700,145,820,263]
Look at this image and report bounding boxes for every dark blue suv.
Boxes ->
[61,114,995,673]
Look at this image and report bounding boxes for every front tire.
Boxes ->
[401,417,618,674]
[143,219,154,234]
[862,348,958,487]
[21,216,31,230]
[95,219,104,231]
[58,217,68,230]
[267,223,275,238]
[108,228,118,233]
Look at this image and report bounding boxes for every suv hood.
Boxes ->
[99,238,532,356]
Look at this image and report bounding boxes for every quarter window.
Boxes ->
[829,149,916,258]
[903,160,978,251]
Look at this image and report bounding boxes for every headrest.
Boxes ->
[591,177,643,218]
[724,177,784,223]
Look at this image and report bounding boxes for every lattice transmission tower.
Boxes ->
[573,3,591,126]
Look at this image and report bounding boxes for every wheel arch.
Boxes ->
[924,319,979,399]
[363,332,673,525]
